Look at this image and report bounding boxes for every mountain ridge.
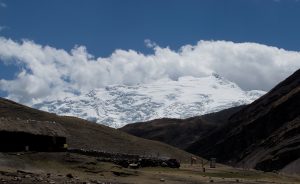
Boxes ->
[120,105,245,150]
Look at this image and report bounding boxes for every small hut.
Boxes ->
[0,118,67,152]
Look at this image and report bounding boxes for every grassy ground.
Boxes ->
[0,152,299,184]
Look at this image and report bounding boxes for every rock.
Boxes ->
[166,159,180,168]
[66,173,74,178]
[161,162,168,167]
[24,174,31,178]
[91,181,103,184]
[160,178,165,182]
[36,177,44,181]
[49,181,56,184]
[12,177,22,181]
[86,162,96,165]
[17,170,33,174]
[89,180,97,183]
[129,163,139,169]
[210,179,214,182]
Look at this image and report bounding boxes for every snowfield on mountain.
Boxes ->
[33,74,265,128]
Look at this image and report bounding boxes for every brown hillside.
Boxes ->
[0,97,196,162]
[120,106,244,150]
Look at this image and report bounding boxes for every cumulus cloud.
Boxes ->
[144,39,157,48]
[0,37,300,104]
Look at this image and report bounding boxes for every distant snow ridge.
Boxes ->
[33,74,266,128]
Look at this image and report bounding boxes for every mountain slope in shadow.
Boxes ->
[187,69,300,173]
[120,105,244,150]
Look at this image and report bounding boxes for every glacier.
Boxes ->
[33,74,266,128]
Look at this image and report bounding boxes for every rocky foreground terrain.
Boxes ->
[0,152,299,184]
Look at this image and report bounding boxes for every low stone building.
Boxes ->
[0,118,67,152]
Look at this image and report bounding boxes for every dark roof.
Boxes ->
[0,118,67,137]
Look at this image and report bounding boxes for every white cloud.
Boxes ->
[0,37,299,105]
[144,39,157,48]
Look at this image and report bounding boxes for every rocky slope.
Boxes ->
[33,74,265,128]
[187,69,300,174]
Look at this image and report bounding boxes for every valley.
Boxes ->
[1,1,300,183]
[0,152,299,184]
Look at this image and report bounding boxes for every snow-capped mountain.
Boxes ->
[33,74,266,128]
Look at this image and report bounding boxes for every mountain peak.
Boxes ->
[33,76,265,128]
[212,72,222,79]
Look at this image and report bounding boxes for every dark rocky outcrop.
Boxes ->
[68,148,180,168]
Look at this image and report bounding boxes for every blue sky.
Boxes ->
[1,0,300,56]
[1,0,300,101]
